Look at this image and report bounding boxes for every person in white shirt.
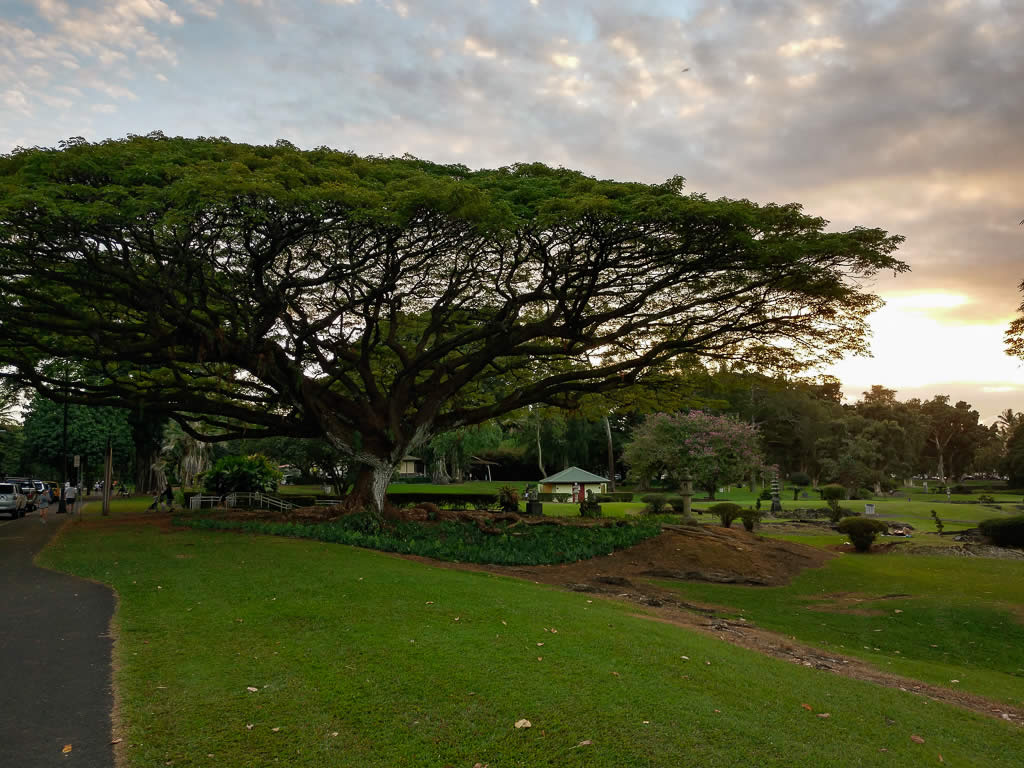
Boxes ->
[65,482,77,512]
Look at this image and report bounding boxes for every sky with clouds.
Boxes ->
[2,0,1022,420]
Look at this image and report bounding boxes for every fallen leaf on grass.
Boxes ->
[680,656,689,661]
[939,754,944,763]
[537,642,544,647]
[110,738,123,745]
[611,671,620,677]
[425,601,434,605]
[550,628,558,633]
[817,713,831,719]
[801,704,813,711]
[537,657,543,661]
[576,740,592,747]
[910,734,925,744]
[331,732,338,737]
[515,719,532,729]
[271,727,281,733]
[246,687,259,692]
[245,724,254,730]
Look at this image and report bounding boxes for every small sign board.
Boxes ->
[864,503,876,516]
[73,454,81,467]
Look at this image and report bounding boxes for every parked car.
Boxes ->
[0,482,27,519]
[4,477,38,511]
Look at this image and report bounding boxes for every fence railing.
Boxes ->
[189,495,223,510]
[190,493,298,512]
[225,492,297,513]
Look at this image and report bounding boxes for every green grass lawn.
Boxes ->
[37,502,1023,767]
[656,552,1024,708]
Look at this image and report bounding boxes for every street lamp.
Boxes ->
[57,364,68,515]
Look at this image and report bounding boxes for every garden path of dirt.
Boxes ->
[80,513,1023,727]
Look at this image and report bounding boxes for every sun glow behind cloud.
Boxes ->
[825,292,1021,392]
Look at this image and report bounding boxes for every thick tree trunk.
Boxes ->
[135,442,157,493]
[934,436,945,482]
[536,422,546,478]
[603,414,616,492]
[431,456,450,485]
[348,460,396,522]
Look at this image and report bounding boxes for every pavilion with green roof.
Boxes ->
[538,467,609,501]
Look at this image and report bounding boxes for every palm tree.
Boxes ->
[156,422,212,488]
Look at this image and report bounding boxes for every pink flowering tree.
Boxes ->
[623,411,764,500]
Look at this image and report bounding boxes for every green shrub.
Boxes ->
[709,502,742,528]
[848,487,874,500]
[758,488,773,501]
[594,492,634,502]
[579,499,603,518]
[387,492,498,509]
[978,515,1024,548]
[740,508,761,531]
[930,509,944,534]
[498,485,520,514]
[950,484,972,495]
[836,516,889,552]
[819,484,847,522]
[641,493,669,514]
[978,494,996,504]
[173,515,661,566]
[202,454,282,495]
[666,495,689,514]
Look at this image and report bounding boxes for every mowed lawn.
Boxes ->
[283,480,1024,528]
[657,552,1024,708]
[39,511,1023,767]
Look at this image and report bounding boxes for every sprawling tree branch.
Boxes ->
[0,135,907,510]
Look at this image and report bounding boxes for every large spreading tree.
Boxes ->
[0,134,906,516]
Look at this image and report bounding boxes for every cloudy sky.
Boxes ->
[2,0,1022,421]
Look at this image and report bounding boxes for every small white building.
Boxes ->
[538,467,609,501]
[398,456,425,477]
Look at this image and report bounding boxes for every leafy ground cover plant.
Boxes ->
[174,514,660,566]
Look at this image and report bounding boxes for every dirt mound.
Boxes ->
[428,523,833,592]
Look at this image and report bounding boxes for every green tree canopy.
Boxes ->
[622,410,764,499]
[20,394,134,480]
[0,134,906,514]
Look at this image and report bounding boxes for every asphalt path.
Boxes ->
[0,504,115,767]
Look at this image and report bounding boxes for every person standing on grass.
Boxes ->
[65,481,77,514]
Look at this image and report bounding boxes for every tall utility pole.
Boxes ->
[57,365,69,515]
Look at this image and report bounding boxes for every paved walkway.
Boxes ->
[0,505,115,767]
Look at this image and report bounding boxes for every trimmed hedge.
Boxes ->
[978,515,1024,548]
[595,492,634,502]
[173,515,660,566]
[709,502,742,528]
[837,516,889,552]
[385,492,498,509]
